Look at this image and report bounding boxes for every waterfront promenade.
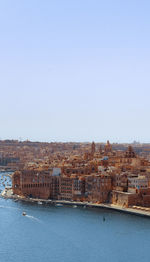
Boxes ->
[2,188,150,218]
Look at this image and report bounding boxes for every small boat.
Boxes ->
[22,212,26,216]
[73,205,77,208]
[55,203,63,207]
[38,201,42,205]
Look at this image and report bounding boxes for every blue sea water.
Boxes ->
[0,172,150,262]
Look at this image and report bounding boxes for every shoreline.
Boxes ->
[1,188,150,218]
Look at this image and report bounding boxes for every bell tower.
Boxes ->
[104,140,112,154]
[91,141,96,155]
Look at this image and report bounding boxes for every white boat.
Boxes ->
[38,201,42,205]
[55,203,63,207]
[22,212,26,216]
[73,205,77,208]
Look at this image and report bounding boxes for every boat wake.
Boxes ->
[25,214,41,223]
[0,205,20,210]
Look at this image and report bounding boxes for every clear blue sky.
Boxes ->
[0,0,150,143]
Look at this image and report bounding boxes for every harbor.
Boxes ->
[0,189,150,262]
[2,186,150,219]
[1,170,150,219]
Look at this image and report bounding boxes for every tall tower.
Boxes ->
[125,146,136,158]
[104,140,112,154]
[91,141,96,155]
[99,145,103,154]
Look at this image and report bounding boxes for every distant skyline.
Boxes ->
[0,1,150,143]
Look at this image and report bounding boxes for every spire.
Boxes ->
[91,141,95,155]
[125,146,136,158]
[99,144,103,154]
[104,140,112,154]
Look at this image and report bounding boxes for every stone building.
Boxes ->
[72,177,85,201]
[128,175,148,193]
[62,163,98,177]
[111,191,138,207]
[112,188,150,207]
[113,173,128,192]
[12,170,52,199]
[59,176,86,201]
[60,176,73,200]
[85,174,112,203]
[12,169,61,200]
